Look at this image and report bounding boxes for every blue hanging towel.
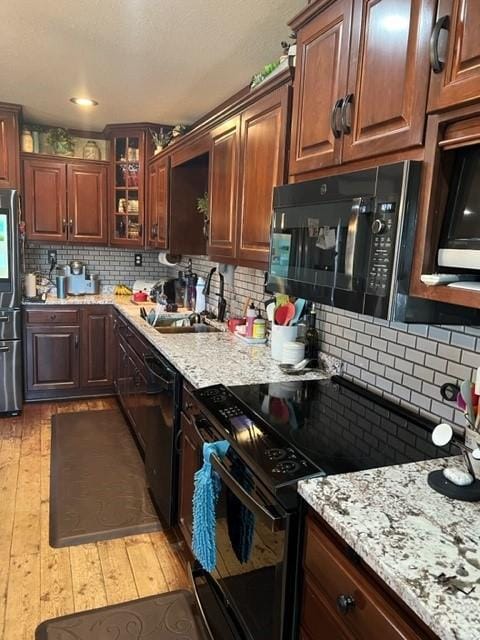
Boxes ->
[192,440,230,572]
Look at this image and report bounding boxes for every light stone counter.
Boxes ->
[299,458,480,640]
[27,294,341,388]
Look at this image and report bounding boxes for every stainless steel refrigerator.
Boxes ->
[0,189,22,415]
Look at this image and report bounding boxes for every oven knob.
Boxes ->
[372,219,386,235]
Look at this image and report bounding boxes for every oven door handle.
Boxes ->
[211,454,287,532]
[187,563,215,640]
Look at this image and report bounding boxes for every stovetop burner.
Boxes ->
[193,376,456,493]
[265,448,287,461]
[272,460,301,474]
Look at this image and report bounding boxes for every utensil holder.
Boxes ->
[271,325,298,361]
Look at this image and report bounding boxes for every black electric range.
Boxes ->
[194,375,456,494]
[190,376,457,640]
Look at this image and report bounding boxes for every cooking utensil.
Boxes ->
[460,380,475,426]
[291,298,306,325]
[266,303,275,323]
[279,358,314,372]
[274,303,295,326]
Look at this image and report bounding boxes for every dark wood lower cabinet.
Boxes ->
[178,386,203,549]
[302,513,438,640]
[25,325,80,393]
[24,305,114,400]
[80,307,114,390]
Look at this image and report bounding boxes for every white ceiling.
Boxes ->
[0,0,304,131]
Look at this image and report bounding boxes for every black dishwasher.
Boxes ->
[142,350,182,528]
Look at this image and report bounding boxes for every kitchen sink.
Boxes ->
[154,323,220,334]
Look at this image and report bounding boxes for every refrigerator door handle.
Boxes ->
[0,345,9,352]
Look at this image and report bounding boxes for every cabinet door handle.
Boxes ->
[151,223,157,239]
[330,98,343,139]
[62,218,67,233]
[69,219,73,234]
[340,94,353,134]
[74,334,79,348]
[430,15,449,73]
[336,594,355,615]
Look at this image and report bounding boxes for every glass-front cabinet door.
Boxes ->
[107,127,148,247]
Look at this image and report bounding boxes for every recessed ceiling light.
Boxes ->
[70,97,98,107]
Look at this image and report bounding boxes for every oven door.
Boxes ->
[190,416,294,640]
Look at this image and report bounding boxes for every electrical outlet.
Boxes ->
[134,253,142,267]
[47,249,57,263]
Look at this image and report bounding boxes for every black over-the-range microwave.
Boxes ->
[266,161,480,325]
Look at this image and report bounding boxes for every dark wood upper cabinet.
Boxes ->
[237,85,290,266]
[0,104,20,189]
[428,0,480,112]
[106,126,150,248]
[67,163,108,244]
[289,0,353,175]
[208,117,240,262]
[23,155,108,244]
[342,0,435,162]
[147,156,169,249]
[23,157,67,242]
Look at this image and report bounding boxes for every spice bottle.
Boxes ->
[246,303,256,337]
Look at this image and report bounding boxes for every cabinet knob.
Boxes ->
[336,594,356,615]
[50,313,57,320]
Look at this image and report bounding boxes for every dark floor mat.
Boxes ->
[50,409,161,548]
[35,590,208,639]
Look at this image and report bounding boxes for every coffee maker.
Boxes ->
[64,261,100,295]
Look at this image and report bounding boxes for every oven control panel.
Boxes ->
[193,385,319,486]
[366,201,397,296]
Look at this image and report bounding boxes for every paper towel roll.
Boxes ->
[158,251,179,266]
[25,273,37,297]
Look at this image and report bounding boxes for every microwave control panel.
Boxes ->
[366,201,397,296]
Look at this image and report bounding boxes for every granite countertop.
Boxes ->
[25,294,341,388]
[299,458,480,640]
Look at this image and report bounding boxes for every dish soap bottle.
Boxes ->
[304,310,319,362]
[246,303,256,337]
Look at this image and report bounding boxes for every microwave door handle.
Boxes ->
[344,197,362,280]
[210,454,286,532]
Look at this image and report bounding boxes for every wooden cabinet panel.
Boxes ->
[289,0,353,174]
[178,411,202,549]
[23,157,67,241]
[208,117,240,261]
[67,163,108,244]
[25,308,79,325]
[237,86,289,266]
[147,157,169,249]
[302,574,354,640]
[80,307,113,389]
[342,0,434,162]
[302,515,431,640]
[0,107,20,189]
[428,0,480,111]
[25,325,80,392]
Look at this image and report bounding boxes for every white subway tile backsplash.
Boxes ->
[25,244,480,431]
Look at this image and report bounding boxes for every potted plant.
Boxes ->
[197,192,209,239]
[150,127,172,154]
[46,127,75,156]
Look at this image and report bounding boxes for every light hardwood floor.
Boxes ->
[0,397,189,639]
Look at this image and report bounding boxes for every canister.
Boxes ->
[56,275,67,299]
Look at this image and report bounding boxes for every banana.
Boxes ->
[114,283,133,296]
